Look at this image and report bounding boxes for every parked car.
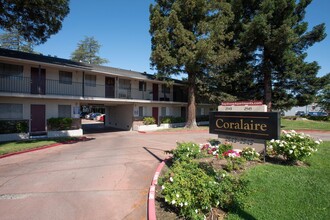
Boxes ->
[295,111,306,116]
[90,113,102,120]
[85,113,93,119]
[80,112,88,118]
[96,114,105,121]
[308,112,328,117]
[98,114,105,122]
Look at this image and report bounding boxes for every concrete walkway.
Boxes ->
[0,130,218,220]
[0,130,328,220]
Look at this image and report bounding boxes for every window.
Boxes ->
[59,71,72,84]
[58,105,71,118]
[161,84,170,94]
[119,79,131,89]
[139,106,144,117]
[0,62,23,78]
[0,103,23,119]
[85,74,96,87]
[161,107,167,116]
[139,81,146,91]
[197,107,205,116]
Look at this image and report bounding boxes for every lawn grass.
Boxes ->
[0,138,73,155]
[227,141,330,220]
[281,118,330,131]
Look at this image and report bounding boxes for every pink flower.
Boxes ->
[223,150,240,158]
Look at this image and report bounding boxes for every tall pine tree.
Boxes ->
[0,0,69,45]
[150,0,239,127]
[225,0,326,111]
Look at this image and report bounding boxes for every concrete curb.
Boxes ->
[141,130,208,135]
[0,137,90,159]
[0,143,63,159]
[148,159,168,220]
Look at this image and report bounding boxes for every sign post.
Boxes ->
[210,103,280,162]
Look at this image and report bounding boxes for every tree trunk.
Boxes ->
[263,50,272,112]
[185,73,197,128]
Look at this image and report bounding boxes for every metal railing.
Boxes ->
[0,75,186,102]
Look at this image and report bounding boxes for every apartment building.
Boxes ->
[0,48,213,137]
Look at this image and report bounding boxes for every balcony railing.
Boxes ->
[0,75,184,102]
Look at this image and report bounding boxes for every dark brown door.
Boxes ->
[153,84,158,101]
[31,105,46,132]
[181,107,187,120]
[152,107,159,125]
[31,67,46,94]
[105,77,115,98]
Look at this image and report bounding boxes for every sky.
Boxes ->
[35,0,330,77]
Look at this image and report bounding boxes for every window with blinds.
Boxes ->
[0,103,23,119]
[119,79,131,89]
[59,71,72,84]
[58,105,71,118]
[0,62,23,78]
[85,74,96,87]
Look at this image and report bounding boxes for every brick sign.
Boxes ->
[209,111,280,140]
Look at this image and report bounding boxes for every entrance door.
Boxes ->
[153,84,158,101]
[105,77,115,98]
[181,107,187,120]
[31,105,46,132]
[152,107,159,125]
[31,67,46,94]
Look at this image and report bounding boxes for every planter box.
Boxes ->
[161,122,186,128]
[0,133,29,142]
[137,122,187,131]
[137,124,159,132]
[47,129,83,138]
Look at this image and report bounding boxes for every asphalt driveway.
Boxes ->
[0,130,218,220]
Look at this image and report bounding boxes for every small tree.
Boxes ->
[71,36,109,65]
[0,0,70,45]
[0,29,34,52]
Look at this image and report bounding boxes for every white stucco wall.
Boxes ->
[108,104,134,130]
[0,97,77,120]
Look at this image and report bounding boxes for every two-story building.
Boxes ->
[0,48,213,138]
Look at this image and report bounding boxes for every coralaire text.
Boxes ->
[216,118,267,131]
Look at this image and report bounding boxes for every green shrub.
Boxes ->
[160,161,248,219]
[47,117,73,131]
[307,116,329,121]
[267,130,322,162]
[225,157,246,171]
[0,120,29,134]
[222,149,246,171]
[167,142,202,161]
[208,139,221,146]
[160,116,186,124]
[160,117,172,124]
[240,147,260,161]
[217,143,233,158]
[143,117,156,125]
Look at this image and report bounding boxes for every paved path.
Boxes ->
[0,131,217,220]
[0,130,328,220]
